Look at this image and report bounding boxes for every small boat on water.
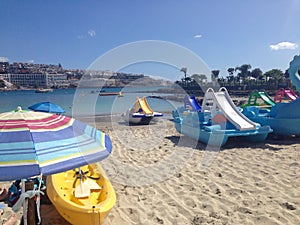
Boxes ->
[35,88,53,93]
[46,163,116,225]
[99,91,123,97]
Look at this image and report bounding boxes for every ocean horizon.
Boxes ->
[0,86,182,117]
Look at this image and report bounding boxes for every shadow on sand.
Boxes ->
[166,134,300,152]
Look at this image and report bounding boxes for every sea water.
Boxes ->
[0,86,181,117]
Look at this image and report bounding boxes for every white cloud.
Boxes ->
[27,59,34,64]
[194,34,202,39]
[78,30,96,39]
[270,41,298,50]
[88,30,96,37]
[0,57,9,62]
[77,35,85,39]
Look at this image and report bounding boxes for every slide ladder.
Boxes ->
[201,88,216,114]
[274,88,285,103]
[247,90,275,106]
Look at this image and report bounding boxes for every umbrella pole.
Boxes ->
[27,180,37,225]
[22,179,27,225]
[22,180,36,225]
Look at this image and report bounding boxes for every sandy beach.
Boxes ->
[1,114,300,225]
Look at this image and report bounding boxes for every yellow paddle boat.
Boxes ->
[46,163,116,225]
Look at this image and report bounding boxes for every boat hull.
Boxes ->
[35,88,53,93]
[243,105,300,135]
[244,116,300,135]
[46,163,116,225]
[123,110,163,125]
[99,91,123,97]
[128,115,154,125]
[173,117,271,147]
[174,120,228,147]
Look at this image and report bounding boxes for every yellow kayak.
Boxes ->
[46,163,116,225]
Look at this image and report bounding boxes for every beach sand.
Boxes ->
[1,114,299,225]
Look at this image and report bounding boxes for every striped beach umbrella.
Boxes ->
[0,107,112,181]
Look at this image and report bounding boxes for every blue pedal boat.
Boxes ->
[173,88,272,147]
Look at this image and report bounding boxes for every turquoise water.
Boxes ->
[0,87,181,117]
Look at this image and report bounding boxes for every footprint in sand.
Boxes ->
[183,197,197,208]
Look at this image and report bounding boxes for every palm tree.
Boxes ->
[227,67,235,85]
[191,74,201,84]
[180,67,187,86]
[227,68,235,75]
[185,76,192,85]
[211,70,220,82]
[235,64,252,85]
[263,69,284,88]
[250,68,263,85]
[180,67,187,79]
[250,68,262,79]
[199,74,207,84]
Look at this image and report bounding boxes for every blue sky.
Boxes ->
[1,0,300,80]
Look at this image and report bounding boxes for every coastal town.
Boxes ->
[0,61,172,90]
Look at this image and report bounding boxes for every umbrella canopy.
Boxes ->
[28,102,65,114]
[0,108,112,181]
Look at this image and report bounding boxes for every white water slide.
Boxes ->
[202,87,256,131]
